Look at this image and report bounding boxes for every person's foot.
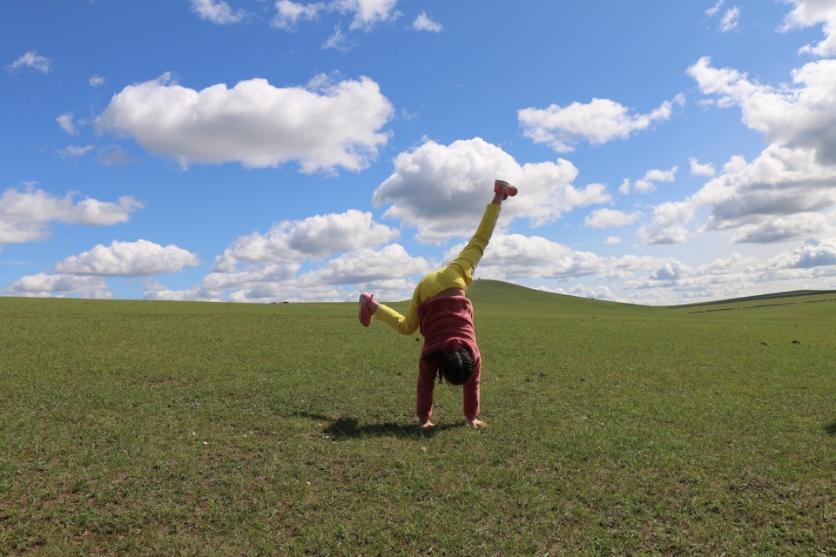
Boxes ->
[494,180,518,199]
[358,292,375,327]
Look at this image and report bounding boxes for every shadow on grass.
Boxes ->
[826,420,836,436]
[293,411,464,440]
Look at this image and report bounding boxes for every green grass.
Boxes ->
[1,281,834,555]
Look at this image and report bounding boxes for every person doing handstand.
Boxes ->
[358,180,518,430]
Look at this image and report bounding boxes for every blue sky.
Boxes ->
[2,0,835,303]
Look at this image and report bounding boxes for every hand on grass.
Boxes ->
[467,418,488,429]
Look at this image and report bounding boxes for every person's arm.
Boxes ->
[416,358,436,427]
[463,357,481,422]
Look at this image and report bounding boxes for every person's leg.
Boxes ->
[439,180,516,287]
[359,283,422,335]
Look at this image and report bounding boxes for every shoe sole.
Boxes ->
[494,180,518,197]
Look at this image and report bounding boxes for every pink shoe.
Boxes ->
[359,292,374,327]
[494,180,518,199]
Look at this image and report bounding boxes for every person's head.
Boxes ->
[436,348,474,385]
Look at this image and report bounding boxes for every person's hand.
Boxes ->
[419,420,436,430]
[467,418,488,429]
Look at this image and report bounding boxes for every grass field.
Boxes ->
[1,280,834,555]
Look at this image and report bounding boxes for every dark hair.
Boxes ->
[436,348,474,385]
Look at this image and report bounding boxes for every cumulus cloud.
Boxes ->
[585,208,640,229]
[334,0,399,30]
[89,75,105,87]
[304,243,431,285]
[689,157,716,177]
[97,73,393,172]
[768,237,836,268]
[193,241,428,303]
[719,7,740,31]
[637,54,836,246]
[780,0,836,57]
[605,236,622,245]
[699,145,836,240]
[7,51,51,73]
[620,165,678,194]
[518,94,684,152]
[273,0,323,29]
[632,243,836,303]
[56,113,77,135]
[444,233,662,283]
[6,273,112,299]
[412,11,442,32]
[688,56,836,165]
[56,240,199,276]
[216,209,398,268]
[0,187,142,247]
[191,0,245,24]
[373,137,610,243]
[546,284,620,301]
[637,200,696,245]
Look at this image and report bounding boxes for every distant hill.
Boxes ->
[465,279,836,314]
[671,289,836,307]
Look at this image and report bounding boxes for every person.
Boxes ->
[358,180,518,430]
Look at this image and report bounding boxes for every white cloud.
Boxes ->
[304,243,431,285]
[621,165,678,194]
[443,234,668,287]
[637,200,696,245]
[373,137,610,243]
[688,56,836,165]
[689,157,716,177]
[97,73,393,172]
[217,209,398,267]
[191,0,245,24]
[719,7,740,32]
[56,113,77,136]
[729,212,830,244]
[452,233,605,280]
[322,24,350,49]
[89,75,105,87]
[518,94,683,152]
[6,273,112,299]
[334,0,399,30]
[7,51,51,73]
[641,144,836,245]
[547,284,620,301]
[636,55,836,246]
[644,167,678,182]
[630,244,836,303]
[780,0,836,57]
[585,208,640,229]
[768,237,836,268]
[193,241,428,303]
[56,240,199,276]
[605,236,622,245]
[96,145,131,166]
[412,11,442,32]
[143,281,222,302]
[706,0,725,17]
[273,0,323,29]
[58,145,94,158]
[0,187,142,247]
[699,145,836,238]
